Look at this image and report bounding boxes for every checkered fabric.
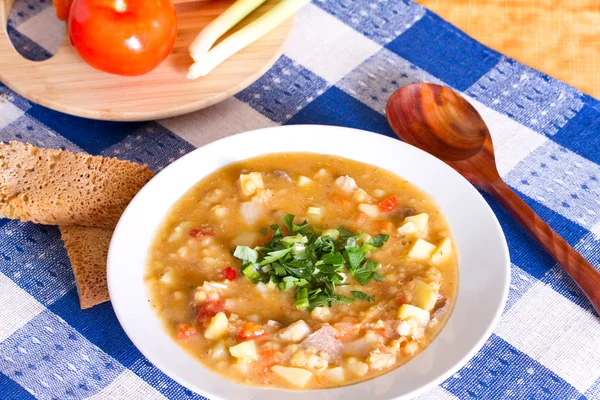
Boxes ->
[1,0,599,399]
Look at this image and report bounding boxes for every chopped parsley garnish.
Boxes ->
[351,290,374,302]
[232,214,389,311]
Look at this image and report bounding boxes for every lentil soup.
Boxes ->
[146,153,458,389]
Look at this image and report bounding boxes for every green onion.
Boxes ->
[281,233,308,245]
[189,0,268,63]
[307,206,321,215]
[292,243,305,254]
[188,0,311,79]
[321,229,339,240]
[294,297,310,310]
[242,264,260,281]
[259,248,292,265]
[233,245,258,263]
[294,287,309,310]
[283,214,295,232]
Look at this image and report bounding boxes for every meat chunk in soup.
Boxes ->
[300,325,344,360]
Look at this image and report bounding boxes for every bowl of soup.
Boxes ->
[107,124,510,400]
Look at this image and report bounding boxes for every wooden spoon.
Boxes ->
[387,82,600,315]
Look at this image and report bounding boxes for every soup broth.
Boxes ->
[146,153,458,389]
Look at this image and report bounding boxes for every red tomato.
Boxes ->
[378,195,399,212]
[223,267,237,281]
[188,225,217,238]
[177,324,198,339]
[256,350,283,375]
[52,0,74,20]
[238,322,266,340]
[68,0,177,76]
[375,328,390,338]
[196,299,225,323]
[395,295,408,306]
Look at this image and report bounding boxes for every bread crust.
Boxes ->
[59,226,113,309]
[0,141,154,228]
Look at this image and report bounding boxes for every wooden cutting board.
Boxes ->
[0,0,294,121]
[416,0,600,99]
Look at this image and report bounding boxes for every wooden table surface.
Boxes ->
[416,0,600,99]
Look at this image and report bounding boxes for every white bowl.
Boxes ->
[107,125,510,400]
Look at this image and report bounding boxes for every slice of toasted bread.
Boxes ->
[0,141,154,228]
[59,225,113,309]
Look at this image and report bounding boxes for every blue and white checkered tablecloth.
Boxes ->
[1,0,600,399]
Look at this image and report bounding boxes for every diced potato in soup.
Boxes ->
[146,153,458,389]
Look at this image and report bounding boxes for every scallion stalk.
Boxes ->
[187,0,311,79]
[189,0,268,63]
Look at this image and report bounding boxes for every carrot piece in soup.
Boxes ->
[378,195,399,212]
[354,211,369,225]
[332,324,361,342]
[375,219,394,234]
[256,350,283,375]
[177,324,198,339]
[238,322,266,339]
[188,225,216,237]
[330,193,351,207]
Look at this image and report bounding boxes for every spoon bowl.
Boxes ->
[387,83,487,161]
[387,82,600,315]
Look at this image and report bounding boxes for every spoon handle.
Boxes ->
[488,180,600,315]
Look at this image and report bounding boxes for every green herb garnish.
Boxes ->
[351,290,374,302]
[370,234,390,248]
[233,214,388,311]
